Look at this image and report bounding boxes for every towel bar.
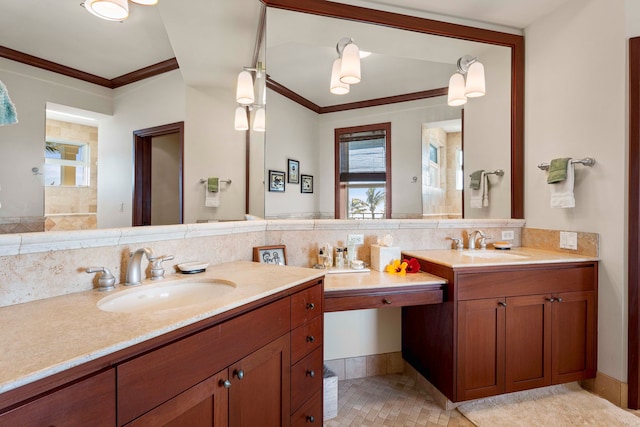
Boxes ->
[199,178,232,185]
[468,169,504,178]
[537,157,596,171]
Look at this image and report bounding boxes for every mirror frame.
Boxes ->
[262,0,524,219]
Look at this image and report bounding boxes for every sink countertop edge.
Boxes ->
[0,260,324,395]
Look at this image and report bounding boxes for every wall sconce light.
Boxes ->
[235,63,266,132]
[330,37,362,95]
[82,0,157,22]
[447,55,486,107]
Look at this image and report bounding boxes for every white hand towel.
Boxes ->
[482,173,490,207]
[550,161,575,208]
[205,185,220,207]
[470,172,487,208]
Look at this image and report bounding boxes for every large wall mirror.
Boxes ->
[262,0,524,220]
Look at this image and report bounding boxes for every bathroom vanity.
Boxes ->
[401,248,598,403]
[0,261,324,426]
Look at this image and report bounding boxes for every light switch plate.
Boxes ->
[560,231,578,250]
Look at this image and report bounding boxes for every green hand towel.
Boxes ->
[208,177,219,193]
[469,170,484,190]
[547,158,571,184]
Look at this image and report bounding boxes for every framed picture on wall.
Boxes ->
[301,174,313,193]
[253,245,287,265]
[268,170,285,192]
[288,159,300,184]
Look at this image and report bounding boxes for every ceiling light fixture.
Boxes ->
[447,55,486,107]
[329,37,362,95]
[82,0,157,22]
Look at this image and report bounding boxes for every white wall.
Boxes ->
[264,91,320,218]
[525,0,626,381]
[0,59,112,219]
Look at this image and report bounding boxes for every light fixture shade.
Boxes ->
[84,0,129,21]
[447,73,467,107]
[236,71,255,105]
[130,0,158,4]
[330,58,350,95]
[465,61,485,97]
[253,107,266,132]
[339,43,361,85]
[234,107,249,131]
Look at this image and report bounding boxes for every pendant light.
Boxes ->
[447,73,467,107]
[253,108,266,132]
[330,58,350,95]
[234,107,249,131]
[236,71,255,106]
[84,0,129,21]
[447,55,486,107]
[339,42,361,85]
[465,61,486,98]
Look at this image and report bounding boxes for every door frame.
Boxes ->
[132,122,184,226]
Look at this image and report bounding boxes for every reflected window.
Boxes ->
[455,148,463,191]
[335,123,391,219]
[427,143,441,188]
[44,139,90,187]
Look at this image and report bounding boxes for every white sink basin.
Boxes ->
[461,250,529,260]
[97,278,236,313]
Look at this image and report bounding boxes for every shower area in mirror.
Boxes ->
[43,105,99,231]
[421,120,463,219]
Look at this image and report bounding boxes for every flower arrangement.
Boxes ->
[385,258,420,275]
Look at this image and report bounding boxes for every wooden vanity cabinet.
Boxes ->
[403,260,597,403]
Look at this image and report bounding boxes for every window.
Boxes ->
[44,139,90,187]
[335,123,391,219]
[427,142,441,188]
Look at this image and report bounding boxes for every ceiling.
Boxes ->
[0,0,570,100]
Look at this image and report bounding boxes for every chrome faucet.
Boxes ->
[125,247,156,286]
[468,230,486,250]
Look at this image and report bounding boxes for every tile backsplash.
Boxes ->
[1,218,527,307]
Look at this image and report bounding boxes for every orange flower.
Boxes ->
[404,258,420,274]
[385,259,407,275]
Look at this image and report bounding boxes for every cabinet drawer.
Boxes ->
[291,315,323,363]
[291,390,322,427]
[291,347,323,412]
[325,288,443,312]
[117,297,290,425]
[0,369,115,427]
[292,283,323,328]
[457,263,596,300]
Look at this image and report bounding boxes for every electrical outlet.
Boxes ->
[501,230,515,241]
[348,234,364,245]
[560,231,578,250]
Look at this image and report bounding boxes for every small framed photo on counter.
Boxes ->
[253,245,287,265]
[301,174,313,193]
[268,170,285,192]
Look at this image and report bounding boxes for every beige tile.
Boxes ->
[366,354,389,377]
[387,351,404,374]
[345,356,367,380]
[325,359,346,381]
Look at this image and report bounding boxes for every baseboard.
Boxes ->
[581,371,628,408]
[323,351,404,381]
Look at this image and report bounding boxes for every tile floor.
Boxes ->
[323,374,474,427]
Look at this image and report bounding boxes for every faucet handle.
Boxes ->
[150,255,175,281]
[447,237,464,250]
[479,236,491,249]
[86,267,116,292]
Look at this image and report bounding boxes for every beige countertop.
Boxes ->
[324,269,446,292]
[0,261,324,395]
[402,247,598,269]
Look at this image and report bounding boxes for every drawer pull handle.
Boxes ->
[307,302,315,310]
[383,298,392,305]
[219,379,232,389]
[306,335,315,343]
[546,297,556,302]
[556,297,563,303]
[306,370,315,378]
[306,415,315,423]
[498,301,507,307]
[234,369,244,380]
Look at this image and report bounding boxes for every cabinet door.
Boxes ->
[125,369,229,427]
[552,290,596,383]
[0,369,115,427]
[229,334,291,427]
[457,298,506,401]
[505,294,552,392]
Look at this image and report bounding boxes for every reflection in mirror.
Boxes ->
[264,6,513,219]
